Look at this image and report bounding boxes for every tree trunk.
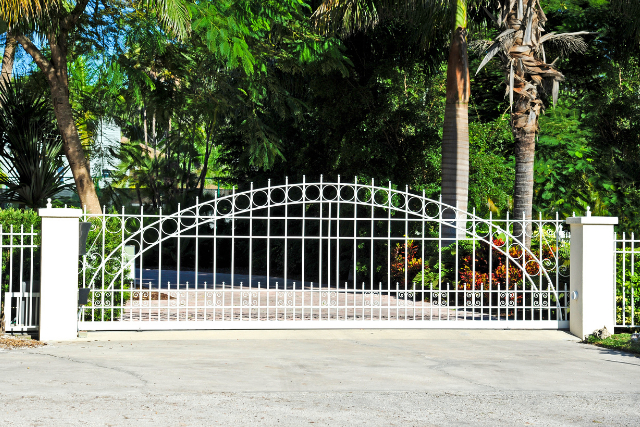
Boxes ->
[143,106,148,145]
[512,128,535,246]
[15,23,102,214]
[49,80,102,214]
[441,16,470,243]
[152,111,156,143]
[198,122,214,199]
[501,0,559,248]
[1,30,16,88]
[136,186,143,207]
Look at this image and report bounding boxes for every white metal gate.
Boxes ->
[78,177,570,330]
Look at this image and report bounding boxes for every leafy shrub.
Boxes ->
[390,239,423,287]
[391,228,567,311]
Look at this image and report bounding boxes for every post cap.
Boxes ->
[566,216,618,225]
[38,206,83,218]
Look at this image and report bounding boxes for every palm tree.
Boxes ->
[440,0,471,241]
[0,0,190,214]
[313,0,488,241]
[474,0,588,245]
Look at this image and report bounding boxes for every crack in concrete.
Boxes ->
[23,349,149,386]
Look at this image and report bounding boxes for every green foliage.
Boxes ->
[468,117,514,216]
[580,56,640,232]
[186,0,350,170]
[233,22,448,190]
[192,0,319,76]
[0,208,40,239]
[534,103,609,218]
[541,0,640,231]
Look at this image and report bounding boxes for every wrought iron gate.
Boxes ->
[78,178,570,330]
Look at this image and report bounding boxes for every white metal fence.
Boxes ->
[615,232,640,328]
[1,225,40,333]
[78,178,570,330]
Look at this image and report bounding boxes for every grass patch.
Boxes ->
[586,333,640,356]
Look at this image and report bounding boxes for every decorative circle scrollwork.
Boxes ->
[322,185,339,202]
[270,187,287,205]
[339,185,356,202]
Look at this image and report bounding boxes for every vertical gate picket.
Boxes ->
[370,178,374,305]
[632,233,635,326]
[284,177,289,317]
[421,190,425,321]
[158,206,163,308]
[387,181,391,301]
[336,176,341,320]
[488,210,493,319]
[438,195,443,321]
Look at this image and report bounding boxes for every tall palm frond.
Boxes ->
[0,77,52,150]
[312,0,452,49]
[146,0,192,40]
[312,0,381,37]
[0,0,56,26]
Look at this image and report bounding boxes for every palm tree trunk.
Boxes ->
[50,77,102,214]
[441,1,470,243]
[1,30,16,88]
[15,31,102,214]
[502,0,557,247]
[512,128,535,245]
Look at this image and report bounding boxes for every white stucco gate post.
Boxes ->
[38,201,82,341]
[567,210,618,339]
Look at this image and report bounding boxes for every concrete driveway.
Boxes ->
[1,329,639,426]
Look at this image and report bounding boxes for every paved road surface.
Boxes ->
[1,330,639,426]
